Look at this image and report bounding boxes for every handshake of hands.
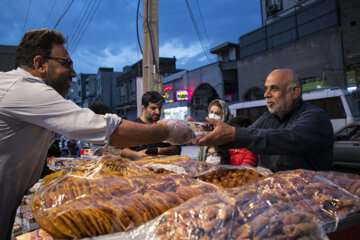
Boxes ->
[160,117,236,147]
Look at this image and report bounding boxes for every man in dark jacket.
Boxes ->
[199,69,334,172]
[121,91,181,158]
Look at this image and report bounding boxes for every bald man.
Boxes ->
[199,69,334,172]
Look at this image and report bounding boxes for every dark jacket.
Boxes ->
[229,99,334,172]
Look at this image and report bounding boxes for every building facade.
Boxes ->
[229,0,359,101]
[0,45,16,72]
[116,57,181,120]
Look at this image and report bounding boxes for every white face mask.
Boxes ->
[205,155,221,164]
[208,113,221,120]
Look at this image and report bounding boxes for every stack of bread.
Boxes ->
[29,172,218,238]
[155,189,326,240]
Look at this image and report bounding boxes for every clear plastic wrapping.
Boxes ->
[196,165,272,188]
[244,169,360,232]
[103,188,328,240]
[144,159,216,176]
[29,172,218,239]
[132,155,191,166]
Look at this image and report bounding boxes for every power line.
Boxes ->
[136,0,143,55]
[70,0,101,53]
[68,1,89,48]
[53,0,75,29]
[22,0,32,33]
[184,0,213,63]
[195,0,211,48]
[68,0,96,52]
[43,0,57,28]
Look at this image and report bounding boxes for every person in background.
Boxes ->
[0,29,193,240]
[198,69,334,172]
[226,116,258,167]
[120,91,181,158]
[198,99,231,163]
[89,102,114,115]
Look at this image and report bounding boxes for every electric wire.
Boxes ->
[68,0,96,52]
[184,0,213,63]
[43,0,56,28]
[70,0,101,53]
[53,0,75,29]
[146,0,159,71]
[22,0,32,33]
[136,0,143,55]
[195,0,211,49]
[68,1,89,49]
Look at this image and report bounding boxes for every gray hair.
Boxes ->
[287,71,302,97]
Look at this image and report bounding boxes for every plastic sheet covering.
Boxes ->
[316,171,360,197]
[244,169,360,232]
[132,155,190,166]
[42,155,153,184]
[144,159,216,176]
[100,189,328,240]
[29,171,219,239]
[196,165,272,188]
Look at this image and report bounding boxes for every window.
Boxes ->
[307,97,346,119]
[266,0,282,16]
[120,84,126,97]
[129,79,136,93]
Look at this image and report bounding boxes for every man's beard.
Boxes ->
[45,65,70,97]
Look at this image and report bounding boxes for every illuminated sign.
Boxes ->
[176,90,188,101]
[163,85,173,92]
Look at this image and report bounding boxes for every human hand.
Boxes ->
[137,149,148,158]
[159,119,195,145]
[198,117,236,146]
[187,116,195,122]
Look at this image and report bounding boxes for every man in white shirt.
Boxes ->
[0,29,193,239]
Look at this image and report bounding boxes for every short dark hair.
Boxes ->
[89,102,113,115]
[227,116,252,128]
[142,91,164,108]
[15,29,66,69]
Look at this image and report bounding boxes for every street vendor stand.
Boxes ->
[16,155,360,239]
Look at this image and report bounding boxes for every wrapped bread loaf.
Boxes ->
[43,156,153,184]
[133,155,190,166]
[245,169,360,230]
[197,167,263,188]
[29,174,218,239]
[155,189,326,240]
[145,159,215,177]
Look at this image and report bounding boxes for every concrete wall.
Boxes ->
[237,27,344,99]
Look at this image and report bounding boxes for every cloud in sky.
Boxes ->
[73,38,211,74]
[160,39,209,67]
[0,0,261,75]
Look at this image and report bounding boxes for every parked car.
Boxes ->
[333,122,360,167]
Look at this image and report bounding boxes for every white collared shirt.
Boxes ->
[0,68,121,236]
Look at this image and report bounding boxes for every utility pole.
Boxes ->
[137,0,159,117]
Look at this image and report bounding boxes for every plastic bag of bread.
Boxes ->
[132,155,190,166]
[43,155,153,184]
[311,170,360,197]
[245,169,360,232]
[196,165,270,188]
[144,159,216,177]
[28,173,219,239]
[101,188,327,240]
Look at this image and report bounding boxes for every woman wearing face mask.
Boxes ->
[197,99,231,164]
